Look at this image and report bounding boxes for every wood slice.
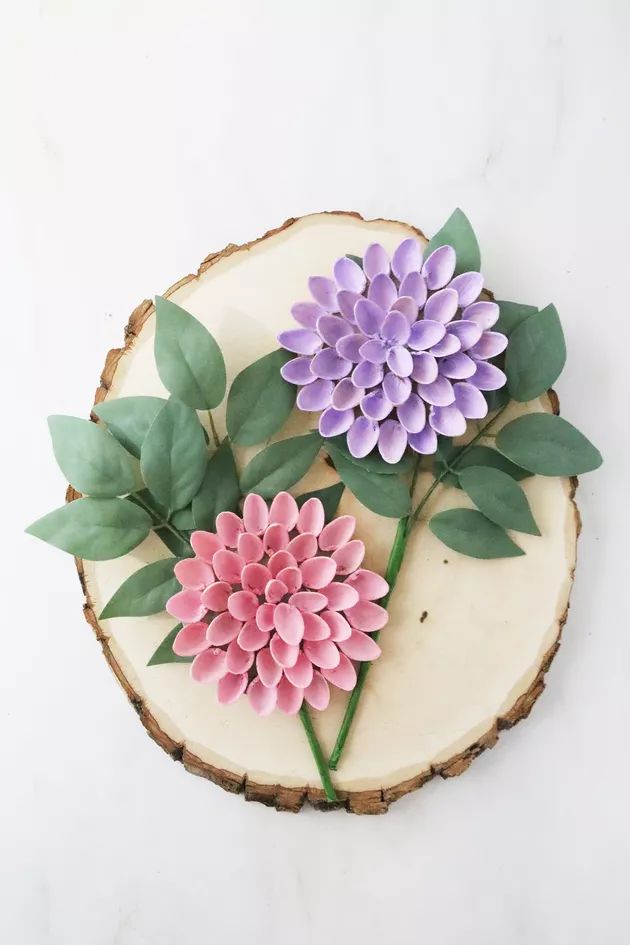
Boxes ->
[76,212,579,814]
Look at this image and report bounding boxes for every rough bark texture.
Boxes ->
[67,212,581,814]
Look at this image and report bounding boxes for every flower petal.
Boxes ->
[301,556,337,590]
[238,620,270,652]
[268,491,299,530]
[454,382,489,419]
[462,301,499,329]
[308,276,338,312]
[289,591,327,613]
[287,532,318,562]
[400,271,428,306]
[332,539,366,574]
[339,629,382,661]
[240,562,271,595]
[469,360,507,391]
[408,319,446,351]
[190,530,223,563]
[284,652,314,689]
[397,392,426,433]
[332,377,364,409]
[383,373,412,406]
[297,378,334,411]
[377,419,407,464]
[215,510,243,548]
[319,514,356,551]
[173,622,209,656]
[212,549,246,584]
[278,328,322,355]
[333,256,366,293]
[317,313,354,347]
[270,635,299,668]
[468,331,508,360]
[191,647,228,683]
[363,242,390,279]
[355,298,387,337]
[321,610,352,642]
[448,271,483,307]
[166,589,206,623]
[237,532,264,563]
[408,426,438,455]
[410,352,438,384]
[392,238,422,281]
[217,672,248,704]
[368,272,398,311]
[263,523,290,554]
[422,245,456,290]
[380,310,411,345]
[265,578,288,604]
[297,498,325,536]
[345,569,389,601]
[321,581,360,611]
[429,333,461,357]
[359,338,388,364]
[257,646,283,686]
[303,638,341,669]
[255,602,276,632]
[206,612,242,645]
[352,360,384,388]
[439,352,477,379]
[226,638,255,674]
[447,319,483,350]
[276,676,304,715]
[247,677,278,716]
[429,404,467,437]
[201,581,231,612]
[319,406,354,438]
[416,375,455,406]
[337,290,362,321]
[267,550,297,576]
[274,602,304,645]
[311,348,352,381]
[336,332,367,362]
[424,287,459,324]
[281,356,315,385]
[321,653,357,691]
[386,345,413,377]
[347,416,379,458]
[242,493,268,535]
[361,389,393,421]
[275,566,302,594]
[344,600,388,632]
[304,672,330,711]
[302,611,332,641]
[227,590,258,621]
[390,296,419,323]
[174,558,214,590]
[291,301,325,329]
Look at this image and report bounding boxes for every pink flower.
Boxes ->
[166,492,389,716]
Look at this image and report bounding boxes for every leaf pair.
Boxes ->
[326,442,411,519]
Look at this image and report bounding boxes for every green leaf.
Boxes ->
[226,349,296,446]
[192,438,241,530]
[93,396,166,459]
[127,490,193,556]
[458,467,540,535]
[423,208,481,275]
[495,300,538,337]
[101,557,185,618]
[505,304,566,402]
[154,296,226,409]
[147,625,192,666]
[26,497,152,560]
[333,451,410,518]
[296,482,345,521]
[483,385,511,413]
[47,416,137,497]
[437,445,530,489]
[326,436,414,476]
[496,413,602,476]
[141,398,208,515]
[429,508,524,559]
[240,433,323,498]
[171,505,194,530]
[155,526,193,557]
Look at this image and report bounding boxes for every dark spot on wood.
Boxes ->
[420,611,428,623]
[443,559,449,564]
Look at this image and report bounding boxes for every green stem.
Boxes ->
[299,704,338,802]
[207,411,221,449]
[132,494,191,548]
[328,405,509,770]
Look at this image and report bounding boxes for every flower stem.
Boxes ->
[298,704,338,802]
[328,404,509,770]
[207,411,221,449]
[132,494,191,548]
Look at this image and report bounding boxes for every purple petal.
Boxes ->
[355,298,386,336]
[380,310,411,345]
[361,389,393,421]
[454,382,489,420]
[332,378,364,409]
[347,417,379,458]
[397,393,426,433]
[337,290,362,322]
[390,296,418,324]
[391,238,422,281]
[439,352,477,379]
[429,333,461,357]
[333,257,366,293]
[319,407,354,437]
[291,301,325,329]
[447,319,483,350]
[424,287,459,324]
[281,356,314,385]
[352,361,384,388]
[468,331,508,360]
[359,339,388,364]
[382,373,412,406]
[278,328,322,355]
[296,378,334,411]
[448,272,483,308]
[311,348,352,380]
[308,276,338,312]
[429,404,467,437]
[368,273,397,311]
[400,271,428,307]
[317,314,353,347]
[336,332,367,362]
[408,426,438,455]
[363,243,390,280]
[462,301,499,329]
[422,245,456,290]
[416,375,455,406]
[469,360,507,391]
[386,346,413,377]
[410,352,438,384]
[408,319,445,351]
[378,420,407,464]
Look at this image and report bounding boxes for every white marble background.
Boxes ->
[2,1,628,943]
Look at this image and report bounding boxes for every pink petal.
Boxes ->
[321,610,352,642]
[321,582,360,611]
[238,620,270,652]
[333,256,366,293]
[242,493,269,535]
[276,566,302,594]
[332,539,366,575]
[276,676,304,715]
[173,622,209,656]
[363,242,390,279]
[215,511,243,548]
[267,550,297,577]
[191,647,228,683]
[339,629,382,661]
[227,590,259,621]
[263,523,290,554]
[269,491,299,530]
[448,271,484,307]
[300,556,337,590]
[287,532,318,562]
[206,612,242,645]
[284,651,314,689]
[237,532,264,563]
[303,638,341,670]
[322,653,357,691]
[429,404,467,437]
[190,530,223,562]
[247,678,278,716]
[368,273,397,311]
[289,591,327,613]
[308,275,338,312]
[265,578,288,604]
[173,558,214,591]
[201,581,231,612]
[297,497,325,536]
[344,600,388,632]
[269,635,299,668]
[400,271,428,306]
[392,238,422,281]
[217,672,248,705]
[257,646,283,687]
[274,602,305,645]
[301,611,332,640]
[291,301,325,329]
[256,602,276,632]
[318,514,356,551]
[462,301,499,329]
[166,589,206,623]
[304,672,331,711]
[345,569,389,601]
[240,562,271,596]
[226,639,255,674]
[212,549,246,584]
[422,245,457,290]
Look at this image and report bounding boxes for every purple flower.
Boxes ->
[278,239,507,464]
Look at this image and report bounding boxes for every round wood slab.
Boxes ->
[74,212,579,813]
